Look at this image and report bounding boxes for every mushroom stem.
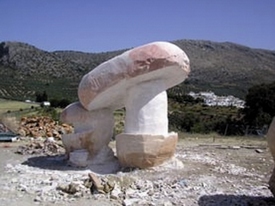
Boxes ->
[124,80,168,135]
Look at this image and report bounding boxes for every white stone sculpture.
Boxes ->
[267,117,275,196]
[61,41,190,169]
[60,102,114,157]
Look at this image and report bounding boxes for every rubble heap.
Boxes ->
[16,139,65,156]
[18,116,73,139]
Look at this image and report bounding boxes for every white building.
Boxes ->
[42,101,51,107]
[188,91,245,108]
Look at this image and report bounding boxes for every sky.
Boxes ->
[1,0,275,52]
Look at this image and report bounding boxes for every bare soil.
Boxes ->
[0,135,274,206]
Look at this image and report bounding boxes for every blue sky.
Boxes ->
[1,0,275,52]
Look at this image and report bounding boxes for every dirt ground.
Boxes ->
[0,135,274,206]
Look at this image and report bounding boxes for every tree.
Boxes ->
[49,98,70,108]
[0,42,8,59]
[35,91,48,102]
[242,81,275,126]
[42,91,48,102]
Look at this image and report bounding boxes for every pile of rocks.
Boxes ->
[5,160,272,206]
[16,138,65,156]
[53,171,191,205]
[57,173,115,196]
[4,163,192,205]
[18,116,73,139]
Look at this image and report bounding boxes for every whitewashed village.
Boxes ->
[188,91,245,108]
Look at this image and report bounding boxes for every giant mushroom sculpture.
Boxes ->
[61,41,190,169]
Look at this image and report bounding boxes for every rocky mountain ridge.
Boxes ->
[0,40,275,101]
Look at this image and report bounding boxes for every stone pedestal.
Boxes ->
[116,133,178,168]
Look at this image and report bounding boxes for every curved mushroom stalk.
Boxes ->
[267,117,275,196]
[60,102,114,163]
[125,80,168,135]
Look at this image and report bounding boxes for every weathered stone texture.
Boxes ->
[61,41,190,169]
[116,133,178,168]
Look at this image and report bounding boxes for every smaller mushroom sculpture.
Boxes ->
[267,117,275,196]
[61,41,190,169]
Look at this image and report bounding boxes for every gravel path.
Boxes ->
[0,137,274,206]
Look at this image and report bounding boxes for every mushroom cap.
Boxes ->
[78,41,190,111]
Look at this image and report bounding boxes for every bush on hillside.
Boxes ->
[50,98,71,108]
[242,81,275,127]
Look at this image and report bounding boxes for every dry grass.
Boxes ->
[177,131,267,148]
[0,99,40,133]
[0,98,39,114]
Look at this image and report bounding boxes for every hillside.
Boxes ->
[173,40,275,97]
[0,40,275,101]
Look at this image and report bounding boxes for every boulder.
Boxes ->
[267,117,275,196]
[267,117,275,160]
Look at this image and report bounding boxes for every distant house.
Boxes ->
[42,101,51,107]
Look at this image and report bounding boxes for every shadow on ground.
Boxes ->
[198,194,275,206]
[22,155,121,174]
[22,155,75,170]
